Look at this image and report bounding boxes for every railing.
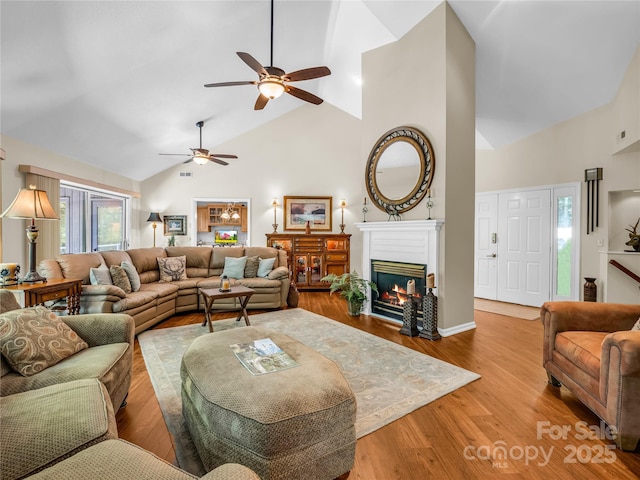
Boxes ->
[609,259,640,285]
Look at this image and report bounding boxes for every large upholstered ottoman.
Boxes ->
[180,326,356,480]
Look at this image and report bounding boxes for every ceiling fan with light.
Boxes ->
[204,0,331,110]
[158,121,237,166]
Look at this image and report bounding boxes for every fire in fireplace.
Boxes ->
[370,260,427,322]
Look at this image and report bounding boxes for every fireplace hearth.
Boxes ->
[371,260,426,322]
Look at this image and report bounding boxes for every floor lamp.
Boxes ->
[147,212,162,247]
[0,185,59,283]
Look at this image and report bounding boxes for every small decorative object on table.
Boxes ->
[168,234,176,246]
[420,273,441,340]
[625,218,640,252]
[220,274,231,292]
[400,294,419,336]
[0,263,20,286]
[305,220,311,234]
[583,277,597,302]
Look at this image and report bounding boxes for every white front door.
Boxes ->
[497,189,551,307]
[474,194,498,299]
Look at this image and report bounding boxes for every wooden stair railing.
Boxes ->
[609,259,640,285]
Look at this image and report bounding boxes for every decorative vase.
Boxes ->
[347,300,362,316]
[305,220,311,234]
[583,277,597,302]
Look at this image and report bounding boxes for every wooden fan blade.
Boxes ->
[210,154,238,159]
[285,66,331,82]
[254,94,269,110]
[285,85,323,105]
[237,52,268,77]
[183,158,194,164]
[158,153,192,157]
[204,81,256,88]
[209,158,229,166]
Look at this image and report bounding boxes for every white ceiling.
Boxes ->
[2,1,639,181]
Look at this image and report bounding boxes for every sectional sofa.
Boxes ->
[39,246,290,334]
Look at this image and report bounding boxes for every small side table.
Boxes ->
[2,278,83,315]
[200,285,255,333]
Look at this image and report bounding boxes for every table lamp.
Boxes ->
[147,212,162,247]
[0,185,59,283]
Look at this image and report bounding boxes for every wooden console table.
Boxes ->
[2,278,82,315]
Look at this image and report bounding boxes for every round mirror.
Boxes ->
[365,126,435,215]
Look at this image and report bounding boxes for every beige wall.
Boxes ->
[0,134,141,267]
[476,46,640,296]
[362,2,476,330]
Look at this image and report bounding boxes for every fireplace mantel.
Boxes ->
[355,220,444,317]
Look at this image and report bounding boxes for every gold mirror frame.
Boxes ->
[365,126,435,216]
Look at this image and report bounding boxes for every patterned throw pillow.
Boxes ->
[89,267,112,286]
[121,261,141,292]
[244,256,260,278]
[157,256,188,283]
[110,265,132,293]
[632,318,640,331]
[0,306,88,377]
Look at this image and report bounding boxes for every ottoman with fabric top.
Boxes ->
[180,326,356,480]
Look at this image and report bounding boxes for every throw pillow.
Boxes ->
[632,318,640,331]
[89,267,112,286]
[110,265,132,293]
[121,261,141,292]
[222,256,248,279]
[0,306,88,377]
[157,256,188,283]
[257,257,276,278]
[244,256,260,278]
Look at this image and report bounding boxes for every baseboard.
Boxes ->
[439,321,476,337]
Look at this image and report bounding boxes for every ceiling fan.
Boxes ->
[204,0,331,110]
[158,121,237,166]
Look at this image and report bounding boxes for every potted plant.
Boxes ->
[321,271,378,316]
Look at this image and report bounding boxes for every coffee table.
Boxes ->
[200,285,255,332]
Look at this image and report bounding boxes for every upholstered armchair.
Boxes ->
[541,301,640,451]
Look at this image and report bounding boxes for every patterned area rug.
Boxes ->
[474,298,541,320]
[138,308,480,475]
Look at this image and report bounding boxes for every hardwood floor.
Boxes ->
[117,292,640,479]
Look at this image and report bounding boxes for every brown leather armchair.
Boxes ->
[541,301,640,451]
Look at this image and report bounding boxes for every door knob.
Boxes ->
[486,253,497,258]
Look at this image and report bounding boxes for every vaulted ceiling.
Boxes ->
[2,1,639,181]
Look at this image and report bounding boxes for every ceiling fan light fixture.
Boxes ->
[258,78,285,99]
[192,154,209,165]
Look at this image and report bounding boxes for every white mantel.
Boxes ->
[355,220,444,316]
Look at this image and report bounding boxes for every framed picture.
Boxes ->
[163,215,187,235]
[284,196,332,231]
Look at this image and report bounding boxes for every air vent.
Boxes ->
[179,171,192,178]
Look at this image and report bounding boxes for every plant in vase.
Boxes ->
[321,271,378,316]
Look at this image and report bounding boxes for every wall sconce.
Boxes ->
[147,212,162,247]
[362,197,368,222]
[272,199,279,233]
[339,199,347,233]
[0,185,59,283]
[425,189,434,220]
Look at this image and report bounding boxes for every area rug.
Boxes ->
[138,308,480,475]
[474,298,541,320]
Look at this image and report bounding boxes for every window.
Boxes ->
[60,183,130,254]
[552,185,580,301]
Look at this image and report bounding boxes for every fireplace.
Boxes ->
[371,260,426,322]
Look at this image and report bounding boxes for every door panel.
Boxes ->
[497,190,551,306]
[474,194,498,299]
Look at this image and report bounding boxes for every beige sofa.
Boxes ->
[39,246,290,334]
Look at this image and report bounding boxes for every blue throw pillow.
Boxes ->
[222,256,247,279]
[257,257,276,278]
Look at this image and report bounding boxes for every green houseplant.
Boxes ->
[321,271,378,316]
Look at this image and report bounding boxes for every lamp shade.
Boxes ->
[0,186,58,220]
[192,154,209,165]
[147,212,162,223]
[258,79,285,99]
